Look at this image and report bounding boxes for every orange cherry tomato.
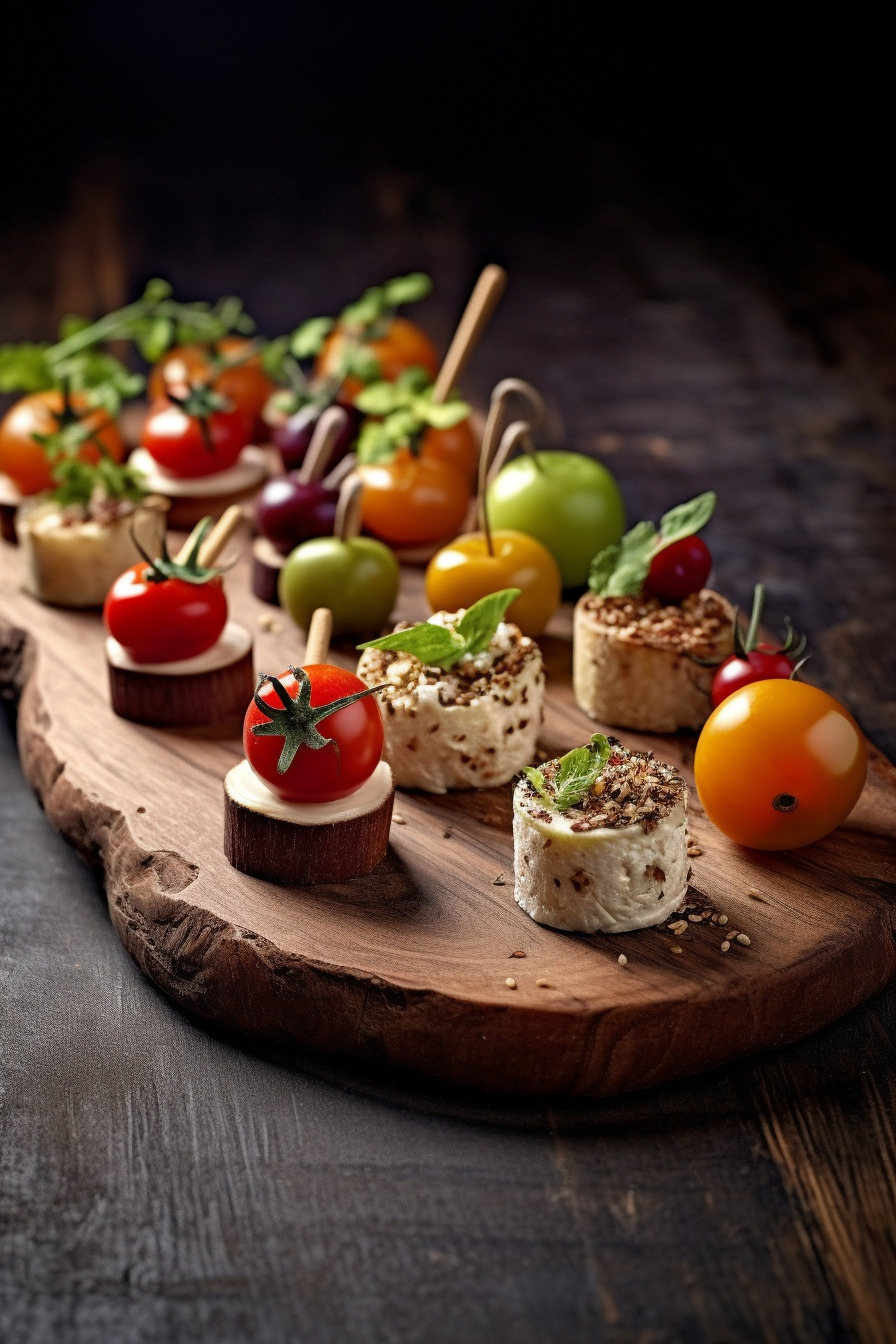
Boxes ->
[316,316,439,403]
[425,529,561,636]
[420,416,477,481]
[358,452,470,547]
[149,337,274,437]
[694,680,867,850]
[0,390,124,496]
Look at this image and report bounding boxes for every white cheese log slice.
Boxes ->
[513,784,689,933]
[573,590,734,732]
[358,649,545,793]
[224,759,395,884]
[128,446,269,530]
[17,496,168,609]
[106,622,254,728]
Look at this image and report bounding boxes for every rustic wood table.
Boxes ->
[2,154,895,1343]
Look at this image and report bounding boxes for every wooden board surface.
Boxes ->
[1,535,895,1098]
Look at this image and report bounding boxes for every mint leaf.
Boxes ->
[589,520,657,596]
[290,318,334,360]
[524,735,612,812]
[521,766,553,808]
[357,622,466,670]
[456,588,521,656]
[381,273,432,307]
[354,382,406,416]
[657,491,716,549]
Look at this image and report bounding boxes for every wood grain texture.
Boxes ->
[2,540,894,1098]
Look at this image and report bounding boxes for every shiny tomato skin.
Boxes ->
[425,529,561,636]
[0,390,124,496]
[316,316,439,403]
[358,452,470,547]
[141,398,250,478]
[243,664,384,803]
[695,680,867,850]
[646,535,712,601]
[149,338,274,437]
[421,417,477,481]
[104,564,228,664]
[711,650,796,708]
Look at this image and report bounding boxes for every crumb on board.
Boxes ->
[493,873,506,886]
[258,614,282,632]
[508,950,526,958]
[505,977,517,989]
[535,979,552,988]
[618,953,628,967]
[392,814,406,825]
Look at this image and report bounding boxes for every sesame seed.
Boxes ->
[505,978,517,989]
[618,954,628,967]
[392,814,406,825]
[535,979,552,988]
[736,934,751,946]
[671,945,683,955]
[721,940,731,952]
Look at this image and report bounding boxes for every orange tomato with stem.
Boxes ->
[358,451,469,548]
[694,680,867,850]
[0,390,125,496]
[316,316,439,404]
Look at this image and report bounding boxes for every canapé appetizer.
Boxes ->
[356,588,544,793]
[224,608,394,884]
[574,493,734,732]
[104,506,253,729]
[514,735,688,933]
[130,375,267,530]
[15,442,167,609]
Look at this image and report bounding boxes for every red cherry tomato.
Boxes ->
[149,338,275,438]
[711,649,796,707]
[104,564,228,664]
[244,664,384,803]
[141,398,250,478]
[646,535,712,601]
[695,680,867,850]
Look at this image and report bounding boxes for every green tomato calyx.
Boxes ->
[132,517,225,587]
[251,667,385,774]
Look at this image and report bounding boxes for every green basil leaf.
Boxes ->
[534,734,613,812]
[356,420,399,464]
[340,344,381,383]
[57,314,92,341]
[657,491,716,548]
[0,342,54,393]
[354,382,405,416]
[290,318,334,360]
[136,316,175,363]
[421,400,470,429]
[357,622,466,670]
[395,365,433,393]
[456,588,521,656]
[588,521,657,596]
[381,273,433,307]
[340,287,385,330]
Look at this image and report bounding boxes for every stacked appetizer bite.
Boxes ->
[574,492,734,732]
[514,735,689,933]
[356,589,544,792]
[224,608,394,884]
[104,506,253,729]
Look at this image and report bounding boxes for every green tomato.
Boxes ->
[278,536,400,638]
[486,451,625,588]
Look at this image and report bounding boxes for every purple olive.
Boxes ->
[254,475,339,554]
[272,403,360,473]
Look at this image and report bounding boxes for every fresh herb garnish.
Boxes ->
[354,368,470,464]
[522,735,613,812]
[357,588,521,671]
[588,492,716,597]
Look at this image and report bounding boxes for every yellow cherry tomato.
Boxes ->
[425,529,561,636]
[694,680,867,850]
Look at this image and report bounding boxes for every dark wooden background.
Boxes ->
[2,8,895,1341]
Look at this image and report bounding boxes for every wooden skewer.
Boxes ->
[477,419,535,554]
[304,607,333,665]
[334,474,364,543]
[323,452,357,492]
[431,264,508,404]
[199,505,245,567]
[479,377,545,481]
[297,406,349,485]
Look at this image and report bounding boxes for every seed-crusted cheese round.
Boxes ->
[573,588,734,732]
[513,742,688,933]
[356,613,544,793]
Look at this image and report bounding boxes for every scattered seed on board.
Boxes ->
[736,933,752,946]
[493,873,506,886]
[687,846,702,857]
[508,950,526,958]
[392,814,406,825]
[671,944,683,955]
[535,979,552,988]
[668,919,688,935]
[746,888,767,901]
[443,829,453,839]
[618,954,628,967]
[258,614,282,632]
[721,940,731,952]
[505,977,517,989]
[717,914,729,925]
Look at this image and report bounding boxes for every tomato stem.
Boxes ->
[250,667,385,774]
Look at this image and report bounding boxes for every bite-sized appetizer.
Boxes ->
[224,608,394,884]
[425,412,562,637]
[356,588,544,793]
[15,436,167,608]
[278,476,399,637]
[514,735,689,933]
[574,492,735,732]
[148,337,274,444]
[104,506,253,729]
[251,406,354,605]
[130,376,267,529]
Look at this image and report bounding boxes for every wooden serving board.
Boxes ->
[2,535,895,1098]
